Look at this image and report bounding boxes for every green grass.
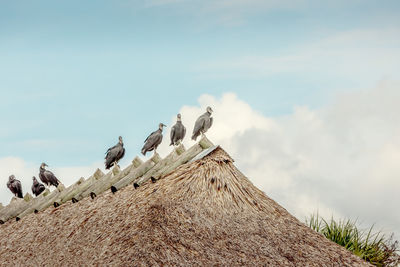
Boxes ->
[306,213,400,267]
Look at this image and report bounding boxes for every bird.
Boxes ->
[31,176,46,197]
[192,106,213,141]
[141,123,166,156]
[7,175,23,198]
[39,163,61,188]
[170,113,186,146]
[105,136,126,170]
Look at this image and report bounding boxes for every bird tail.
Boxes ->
[17,192,23,198]
[38,185,45,195]
[141,148,146,156]
[191,135,197,141]
[105,160,111,170]
[105,157,113,170]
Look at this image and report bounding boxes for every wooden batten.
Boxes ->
[57,184,66,192]
[10,197,20,203]
[75,172,113,201]
[63,167,106,203]
[32,190,60,213]
[23,193,33,202]
[132,157,143,167]
[61,176,95,203]
[93,168,105,180]
[17,187,66,219]
[76,177,85,184]
[42,189,50,197]
[52,178,88,207]
[160,138,214,179]
[174,144,186,155]
[0,197,30,224]
[91,161,140,197]
[17,190,51,219]
[111,154,159,192]
[112,165,121,176]
[1,137,213,225]
[134,145,186,186]
[198,136,214,149]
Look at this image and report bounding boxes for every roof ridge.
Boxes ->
[0,136,214,225]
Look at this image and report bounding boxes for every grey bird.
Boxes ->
[141,123,166,156]
[170,114,186,146]
[192,106,213,141]
[31,176,46,197]
[105,136,125,170]
[39,163,60,188]
[7,175,23,198]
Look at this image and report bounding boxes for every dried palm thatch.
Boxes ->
[0,147,371,266]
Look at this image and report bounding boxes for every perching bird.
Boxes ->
[141,123,166,156]
[31,176,45,197]
[105,136,125,170]
[192,106,213,141]
[7,175,23,198]
[170,114,186,146]
[39,163,60,188]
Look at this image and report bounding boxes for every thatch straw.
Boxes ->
[0,147,371,266]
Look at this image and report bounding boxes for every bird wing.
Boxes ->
[105,143,117,155]
[15,180,22,196]
[153,133,163,147]
[117,147,125,161]
[170,125,176,144]
[39,172,48,185]
[193,115,205,136]
[209,117,213,129]
[105,144,120,161]
[39,183,45,191]
[144,130,157,143]
[105,144,125,168]
[144,132,162,150]
[44,170,59,184]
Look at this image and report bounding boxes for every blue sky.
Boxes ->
[1,0,399,165]
[1,0,400,237]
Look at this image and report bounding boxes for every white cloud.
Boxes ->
[157,83,400,238]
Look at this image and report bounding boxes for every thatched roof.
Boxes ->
[0,144,371,266]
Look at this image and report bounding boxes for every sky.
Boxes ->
[1,0,400,239]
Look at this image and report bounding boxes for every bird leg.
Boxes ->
[114,160,120,168]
